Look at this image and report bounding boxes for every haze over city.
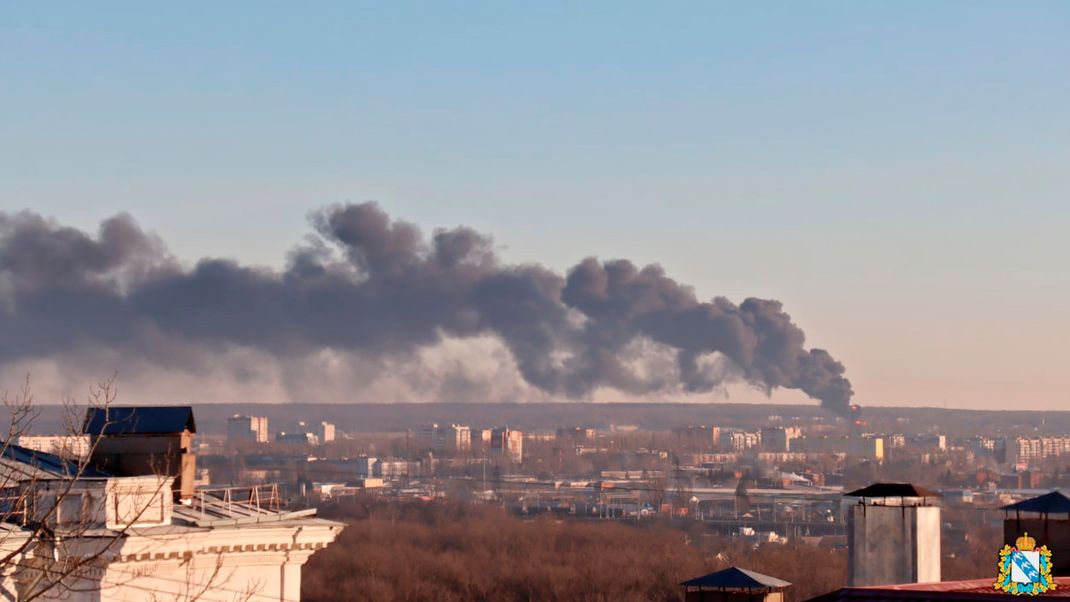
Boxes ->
[3,2,1068,411]
[5,4,1070,602]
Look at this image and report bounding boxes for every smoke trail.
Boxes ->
[0,204,852,411]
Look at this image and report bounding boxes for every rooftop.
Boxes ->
[83,406,197,436]
[0,441,110,480]
[681,567,791,591]
[1002,490,1070,515]
[845,483,940,499]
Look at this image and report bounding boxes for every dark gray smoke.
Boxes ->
[0,204,852,412]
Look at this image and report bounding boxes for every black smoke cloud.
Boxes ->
[0,204,852,412]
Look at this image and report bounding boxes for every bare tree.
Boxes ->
[0,376,256,602]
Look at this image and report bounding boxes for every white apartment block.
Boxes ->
[13,435,90,459]
[1010,436,1070,466]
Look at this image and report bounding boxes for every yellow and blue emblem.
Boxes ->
[995,532,1055,595]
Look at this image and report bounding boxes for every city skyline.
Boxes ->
[3,3,1068,410]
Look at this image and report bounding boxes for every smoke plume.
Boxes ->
[0,204,852,411]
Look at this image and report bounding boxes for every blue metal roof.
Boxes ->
[680,567,791,590]
[0,442,111,478]
[82,406,196,436]
[1002,490,1070,514]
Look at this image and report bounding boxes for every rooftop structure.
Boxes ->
[82,406,197,502]
[846,482,941,587]
[681,567,791,602]
[2,407,342,601]
[1001,490,1070,576]
[1001,490,1070,515]
[845,483,940,502]
[83,406,196,435]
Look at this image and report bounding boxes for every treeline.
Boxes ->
[302,498,847,602]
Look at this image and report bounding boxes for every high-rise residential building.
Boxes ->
[671,425,721,449]
[415,423,472,452]
[556,427,597,441]
[491,428,523,463]
[1007,436,1070,467]
[720,430,760,451]
[318,421,336,443]
[759,427,800,452]
[227,414,269,443]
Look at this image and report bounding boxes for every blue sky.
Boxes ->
[2,2,1068,408]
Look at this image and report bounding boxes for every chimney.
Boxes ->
[845,482,941,586]
[83,406,197,503]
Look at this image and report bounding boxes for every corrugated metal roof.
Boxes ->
[82,406,196,435]
[0,442,111,479]
[680,567,791,590]
[845,483,940,498]
[1001,490,1070,514]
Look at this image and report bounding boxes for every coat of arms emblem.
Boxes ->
[995,532,1055,595]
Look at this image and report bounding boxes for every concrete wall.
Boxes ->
[848,504,940,586]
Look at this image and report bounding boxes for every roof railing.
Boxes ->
[192,483,282,519]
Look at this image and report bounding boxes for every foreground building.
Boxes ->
[0,406,342,601]
[846,483,941,587]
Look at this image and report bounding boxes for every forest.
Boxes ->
[302,497,999,602]
[302,498,849,602]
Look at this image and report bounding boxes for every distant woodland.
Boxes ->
[302,498,999,602]
[302,498,848,602]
